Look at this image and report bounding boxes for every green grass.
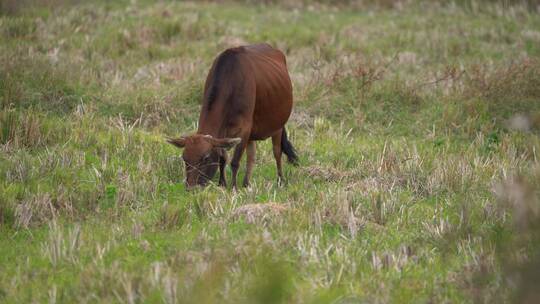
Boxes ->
[1,0,540,302]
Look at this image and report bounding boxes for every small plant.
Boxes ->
[158,202,187,229]
[41,221,82,267]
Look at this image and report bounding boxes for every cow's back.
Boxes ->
[198,44,293,140]
[243,44,293,140]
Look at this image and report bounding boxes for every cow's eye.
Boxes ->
[202,153,211,161]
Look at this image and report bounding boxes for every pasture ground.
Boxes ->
[1,0,540,302]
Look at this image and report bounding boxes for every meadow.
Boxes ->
[1,0,540,302]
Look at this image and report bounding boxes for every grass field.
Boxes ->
[1,0,540,302]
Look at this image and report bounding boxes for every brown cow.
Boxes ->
[167,43,298,188]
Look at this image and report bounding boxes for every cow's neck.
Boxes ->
[197,102,228,138]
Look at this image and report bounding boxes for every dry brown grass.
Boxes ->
[0,110,49,149]
[232,202,289,224]
[14,193,57,229]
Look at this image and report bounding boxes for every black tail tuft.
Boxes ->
[281,127,299,166]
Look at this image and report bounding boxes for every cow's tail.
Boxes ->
[281,127,299,166]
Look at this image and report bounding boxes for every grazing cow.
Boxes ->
[167,43,298,188]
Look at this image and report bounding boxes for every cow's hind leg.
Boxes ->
[271,130,284,185]
[230,140,248,189]
[243,141,256,187]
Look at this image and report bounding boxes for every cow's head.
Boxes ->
[167,134,241,188]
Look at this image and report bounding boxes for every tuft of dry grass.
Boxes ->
[0,109,49,149]
[303,165,353,182]
[41,221,82,266]
[232,202,289,224]
[14,193,56,229]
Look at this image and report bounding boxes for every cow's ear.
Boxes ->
[167,136,187,148]
[211,137,242,150]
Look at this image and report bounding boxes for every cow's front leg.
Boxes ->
[218,150,227,187]
[243,141,256,187]
[230,139,247,189]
